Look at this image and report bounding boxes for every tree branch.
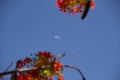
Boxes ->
[0,65,86,80]
[0,67,37,76]
[63,65,86,80]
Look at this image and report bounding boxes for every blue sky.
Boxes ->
[0,0,120,80]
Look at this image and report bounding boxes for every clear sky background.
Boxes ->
[0,0,120,80]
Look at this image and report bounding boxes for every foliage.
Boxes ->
[56,0,95,19]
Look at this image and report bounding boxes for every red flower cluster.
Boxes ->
[16,57,32,68]
[56,0,95,14]
[17,74,32,80]
[53,61,63,73]
[15,51,64,80]
[38,51,53,58]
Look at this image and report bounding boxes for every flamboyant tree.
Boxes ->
[0,0,95,80]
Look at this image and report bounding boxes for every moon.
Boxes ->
[54,35,61,39]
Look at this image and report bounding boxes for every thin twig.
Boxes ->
[57,52,66,60]
[4,62,13,73]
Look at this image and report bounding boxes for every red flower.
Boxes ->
[16,60,24,68]
[50,77,53,80]
[58,74,64,80]
[23,57,32,64]
[53,61,63,72]
[16,58,32,68]
[17,75,24,80]
[90,0,95,9]
[25,74,32,80]
[38,51,53,58]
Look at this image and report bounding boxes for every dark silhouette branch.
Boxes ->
[81,0,90,20]
[63,65,86,80]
